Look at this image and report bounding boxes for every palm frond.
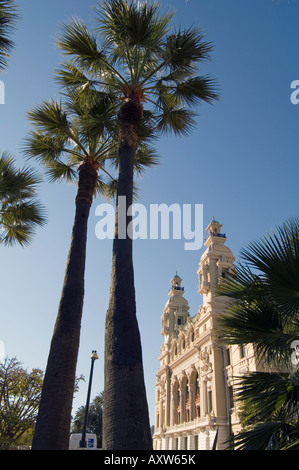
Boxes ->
[133,144,159,176]
[1,200,46,227]
[57,17,106,73]
[98,177,118,200]
[23,131,67,163]
[27,100,71,137]
[44,160,78,184]
[233,421,292,450]
[0,220,32,246]
[236,372,299,423]
[0,0,19,70]
[110,140,159,175]
[55,61,98,90]
[67,87,119,142]
[0,151,42,200]
[241,218,299,316]
[161,26,214,72]
[156,107,196,136]
[96,0,174,50]
[173,75,219,106]
[218,303,296,366]
[0,153,46,246]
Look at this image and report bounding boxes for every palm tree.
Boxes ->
[56,0,218,449]
[0,152,46,246]
[25,88,115,450]
[231,371,299,450]
[25,87,157,450]
[217,218,299,449]
[72,392,103,448]
[0,0,19,71]
[0,4,42,246]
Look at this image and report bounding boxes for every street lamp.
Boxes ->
[80,350,99,448]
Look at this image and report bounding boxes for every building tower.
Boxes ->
[154,219,257,450]
[161,273,190,343]
[197,217,235,307]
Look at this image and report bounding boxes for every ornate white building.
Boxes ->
[153,219,261,450]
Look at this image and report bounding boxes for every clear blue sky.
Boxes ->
[0,0,298,427]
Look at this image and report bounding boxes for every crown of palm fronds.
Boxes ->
[55,0,219,139]
[24,86,159,198]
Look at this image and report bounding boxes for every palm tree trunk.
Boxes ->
[103,101,152,450]
[32,161,97,450]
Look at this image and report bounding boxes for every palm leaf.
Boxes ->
[98,177,118,200]
[133,144,159,175]
[174,75,219,106]
[96,0,174,50]
[23,131,68,163]
[27,100,71,137]
[233,421,291,450]
[161,26,213,72]
[55,61,98,90]
[0,153,46,246]
[241,218,299,316]
[0,152,42,200]
[156,108,196,136]
[57,17,107,73]
[45,161,77,184]
[0,0,19,70]
[236,372,299,422]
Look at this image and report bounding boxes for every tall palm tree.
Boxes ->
[25,88,116,450]
[72,392,104,448]
[0,0,19,71]
[217,218,299,449]
[25,87,157,450]
[56,0,218,449]
[0,152,46,246]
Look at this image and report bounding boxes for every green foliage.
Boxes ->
[25,84,158,198]
[0,357,44,449]
[0,0,19,71]
[55,0,219,140]
[217,218,299,449]
[0,153,47,246]
[72,392,103,448]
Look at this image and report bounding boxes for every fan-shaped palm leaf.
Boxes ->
[0,152,46,246]
[0,0,19,70]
